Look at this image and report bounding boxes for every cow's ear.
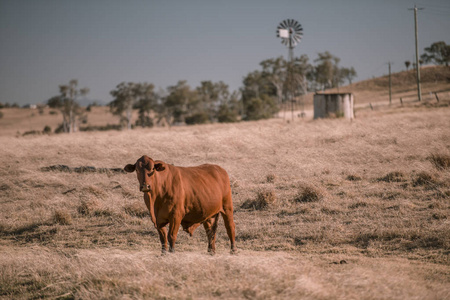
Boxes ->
[154,163,165,172]
[124,164,136,173]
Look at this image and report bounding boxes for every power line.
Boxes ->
[419,6,450,14]
[416,2,450,10]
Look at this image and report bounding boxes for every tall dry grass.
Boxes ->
[0,101,449,299]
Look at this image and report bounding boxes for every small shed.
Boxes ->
[313,92,354,120]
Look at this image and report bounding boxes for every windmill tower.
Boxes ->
[277,19,303,120]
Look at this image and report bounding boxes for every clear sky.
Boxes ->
[1,0,449,105]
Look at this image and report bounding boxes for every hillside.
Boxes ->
[294,65,450,108]
[329,65,450,104]
[0,100,449,298]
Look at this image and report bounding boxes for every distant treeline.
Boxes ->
[3,41,446,133]
[37,51,358,133]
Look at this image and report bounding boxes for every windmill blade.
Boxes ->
[278,29,289,39]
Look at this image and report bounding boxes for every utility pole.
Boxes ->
[409,5,423,101]
[388,62,392,104]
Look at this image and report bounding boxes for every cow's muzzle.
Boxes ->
[140,184,151,192]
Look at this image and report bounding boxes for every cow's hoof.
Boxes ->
[169,248,175,253]
[230,248,238,255]
[208,250,216,256]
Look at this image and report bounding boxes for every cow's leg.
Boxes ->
[221,195,237,254]
[156,224,168,254]
[203,213,220,254]
[168,214,182,253]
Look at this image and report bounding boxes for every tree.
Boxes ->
[216,91,240,123]
[160,80,196,126]
[195,80,235,123]
[421,41,450,66]
[135,83,157,128]
[405,61,411,71]
[241,70,278,120]
[110,82,156,130]
[289,55,313,95]
[243,95,278,121]
[313,51,342,90]
[260,57,285,107]
[48,79,89,133]
[340,67,357,85]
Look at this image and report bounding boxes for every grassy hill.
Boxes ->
[330,65,450,104]
[0,69,449,298]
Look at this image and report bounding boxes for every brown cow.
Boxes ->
[124,155,236,254]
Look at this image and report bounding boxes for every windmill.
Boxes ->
[277,19,303,61]
[276,19,303,120]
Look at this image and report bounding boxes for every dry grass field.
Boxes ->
[1,82,450,298]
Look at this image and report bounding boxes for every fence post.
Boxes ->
[434,92,440,103]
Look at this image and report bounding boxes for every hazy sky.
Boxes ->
[1,0,449,105]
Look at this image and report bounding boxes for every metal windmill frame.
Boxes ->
[277,19,303,120]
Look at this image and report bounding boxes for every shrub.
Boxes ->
[22,130,41,136]
[428,153,450,170]
[377,171,405,183]
[54,124,65,134]
[185,112,210,125]
[217,104,239,123]
[79,124,122,132]
[412,171,438,187]
[348,201,368,209]
[77,199,100,215]
[43,125,52,134]
[241,189,277,210]
[243,95,279,121]
[266,174,276,183]
[124,202,149,218]
[294,185,324,203]
[346,174,362,181]
[53,209,72,225]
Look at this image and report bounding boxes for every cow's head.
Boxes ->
[124,155,165,192]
